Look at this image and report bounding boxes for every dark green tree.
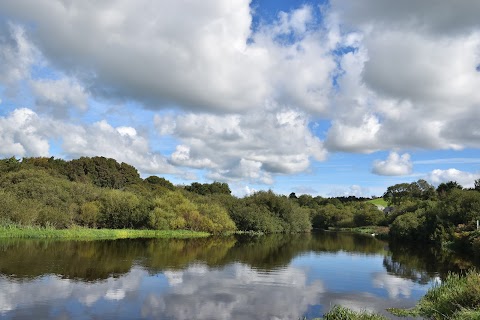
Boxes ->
[144,176,175,190]
[437,181,463,197]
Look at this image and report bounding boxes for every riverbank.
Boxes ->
[318,269,480,319]
[0,226,210,240]
[328,226,390,239]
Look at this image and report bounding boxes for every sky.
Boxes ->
[0,0,480,197]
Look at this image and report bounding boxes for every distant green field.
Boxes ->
[367,198,388,207]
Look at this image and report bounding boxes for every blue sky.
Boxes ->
[0,0,480,197]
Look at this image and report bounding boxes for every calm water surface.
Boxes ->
[0,232,478,319]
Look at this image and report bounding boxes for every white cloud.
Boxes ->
[426,168,480,188]
[372,152,413,176]
[171,145,216,169]
[331,0,480,36]
[326,115,381,153]
[31,78,89,117]
[0,23,37,91]
[0,1,337,115]
[0,108,175,175]
[59,120,176,175]
[1,0,480,187]
[324,1,480,153]
[155,107,326,184]
[0,108,50,157]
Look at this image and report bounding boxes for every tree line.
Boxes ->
[0,156,479,257]
[0,156,388,234]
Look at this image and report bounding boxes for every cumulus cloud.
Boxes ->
[0,1,336,114]
[0,108,50,157]
[155,107,326,184]
[372,152,413,176]
[31,78,89,117]
[0,108,175,174]
[60,119,176,174]
[0,23,37,91]
[1,0,480,187]
[324,0,480,153]
[426,168,480,188]
[331,0,480,36]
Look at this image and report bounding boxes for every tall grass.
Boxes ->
[314,270,480,319]
[389,269,480,319]
[0,225,210,240]
[321,306,388,320]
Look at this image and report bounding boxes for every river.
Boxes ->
[0,231,478,319]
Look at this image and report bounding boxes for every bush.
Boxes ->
[353,203,385,227]
[390,212,426,241]
[98,189,149,228]
[0,191,41,226]
[229,202,283,233]
[197,202,236,233]
[78,201,101,228]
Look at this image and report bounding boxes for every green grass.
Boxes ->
[320,306,388,320]
[389,269,480,319]
[0,225,210,240]
[366,198,388,207]
[312,270,480,319]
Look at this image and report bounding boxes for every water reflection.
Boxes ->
[0,232,477,319]
[141,263,325,320]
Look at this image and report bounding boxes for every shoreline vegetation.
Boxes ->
[0,225,210,240]
[319,269,480,320]
[0,155,479,256]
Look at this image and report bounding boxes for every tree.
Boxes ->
[437,181,463,197]
[475,179,480,192]
[185,181,231,195]
[383,180,436,205]
[144,176,175,190]
[383,183,411,205]
[0,157,20,173]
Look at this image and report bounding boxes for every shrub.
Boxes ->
[78,201,101,228]
[390,211,426,241]
[98,189,148,228]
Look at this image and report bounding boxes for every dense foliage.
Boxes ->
[0,157,237,233]
[384,180,480,256]
[0,157,313,234]
[1,157,479,249]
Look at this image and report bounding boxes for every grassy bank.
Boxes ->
[0,225,210,240]
[320,306,388,319]
[389,269,480,319]
[315,269,480,319]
